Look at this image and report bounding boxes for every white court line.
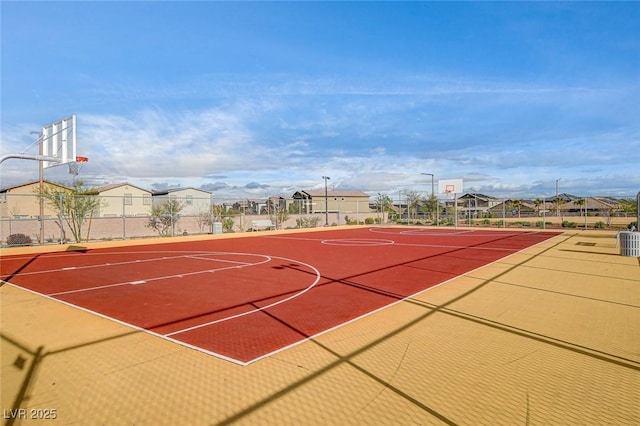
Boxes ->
[48,255,272,296]
[368,227,525,237]
[265,233,519,252]
[186,255,259,266]
[164,257,321,337]
[0,252,213,278]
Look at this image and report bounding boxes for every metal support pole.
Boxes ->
[123,196,127,239]
[322,176,330,226]
[636,192,640,232]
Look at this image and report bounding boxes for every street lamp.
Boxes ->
[555,178,561,217]
[322,176,330,226]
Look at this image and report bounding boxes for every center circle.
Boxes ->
[321,238,395,246]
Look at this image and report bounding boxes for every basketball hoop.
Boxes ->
[68,156,88,176]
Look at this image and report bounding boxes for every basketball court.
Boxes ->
[2,227,639,424]
[0,227,560,365]
[1,118,638,424]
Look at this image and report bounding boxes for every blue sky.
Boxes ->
[2,1,639,200]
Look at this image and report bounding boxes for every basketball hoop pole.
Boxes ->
[39,132,45,245]
[636,192,639,232]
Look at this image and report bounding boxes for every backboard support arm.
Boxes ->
[0,153,61,166]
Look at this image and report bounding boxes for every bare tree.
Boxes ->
[147,198,184,237]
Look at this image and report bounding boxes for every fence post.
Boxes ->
[122,195,126,239]
[58,193,64,244]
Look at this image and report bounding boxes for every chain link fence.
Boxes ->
[1,193,636,246]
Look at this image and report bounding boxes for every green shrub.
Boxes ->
[222,217,235,232]
[594,221,606,229]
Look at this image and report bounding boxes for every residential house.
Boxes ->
[291,190,371,215]
[453,193,503,217]
[0,180,70,219]
[93,183,153,217]
[152,188,212,216]
[562,196,620,217]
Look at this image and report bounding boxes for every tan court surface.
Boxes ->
[1,228,639,425]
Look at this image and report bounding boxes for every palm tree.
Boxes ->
[574,198,585,216]
[512,199,524,218]
[533,198,543,216]
[552,197,565,217]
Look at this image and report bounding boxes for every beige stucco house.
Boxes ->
[292,190,371,215]
[0,181,70,219]
[152,188,212,216]
[93,183,153,217]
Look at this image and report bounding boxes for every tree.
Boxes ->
[222,217,235,232]
[574,198,585,216]
[618,198,638,215]
[403,189,423,222]
[425,194,439,221]
[533,198,544,216]
[39,181,105,243]
[211,204,226,222]
[374,193,393,224]
[267,198,289,229]
[552,197,565,217]
[195,205,213,234]
[512,199,523,218]
[147,198,184,236]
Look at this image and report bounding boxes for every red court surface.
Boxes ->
[0,227,560,365]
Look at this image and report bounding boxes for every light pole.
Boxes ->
[421,173,435,224]
[322,176,330,226]
[555,178,561,217]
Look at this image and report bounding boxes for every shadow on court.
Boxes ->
[2,230,637,425]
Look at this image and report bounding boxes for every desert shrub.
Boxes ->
[296,216,321,228]
[535,221,553,228]
[512,221,531,227]
[7,233,32,246]
[223,217,235,232]
[594,221,606,229]
[562,220,577,228]
[364,217,375,225]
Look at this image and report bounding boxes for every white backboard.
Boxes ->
[438,178,463,195]
[41,115,77,168]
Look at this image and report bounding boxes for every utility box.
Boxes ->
[212,222,223,235]
[619,231,640,257]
